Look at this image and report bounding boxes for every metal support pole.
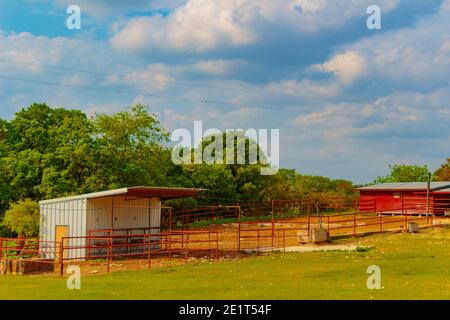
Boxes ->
[59,241,64,276]
[257,231,260,256]
[426,172,431,224]
[237,206,241,254]
[308,198,311,238]
[169,208,172,232]
[107,237,112,273]
[271,204,275,250]
[0,238,3,274]
[216,232,219,260]
[405,211,408,231]
[147,233,152,269]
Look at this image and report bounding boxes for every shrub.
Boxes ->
[2,199,40,238]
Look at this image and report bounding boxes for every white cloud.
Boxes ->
[313,51,366,84]
[316,1,450,88]
[111,0,399,53]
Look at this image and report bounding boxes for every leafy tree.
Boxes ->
[373,164,430,184]
[189,164,237,205]
[92,104,170,189]
[2,199,40,237]
[262,169,297,200]
[1,104,96,200]
[434,159,450,181]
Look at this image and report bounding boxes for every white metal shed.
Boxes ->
[38,186,203,260]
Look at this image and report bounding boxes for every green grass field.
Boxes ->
[1,225,449,300]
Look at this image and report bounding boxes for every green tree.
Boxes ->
[2,199,40,237]
[188,164,237,205]
[1,104,96,200]
[434,159,450,181]
[92,104,170,189]
[373,164,430,184]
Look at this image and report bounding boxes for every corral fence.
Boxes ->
[1,195,449,275]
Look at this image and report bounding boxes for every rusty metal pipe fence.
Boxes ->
[1,196,449,275]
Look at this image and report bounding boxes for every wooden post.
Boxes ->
[353,212,356,237]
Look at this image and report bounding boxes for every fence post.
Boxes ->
[307,198,311,237]
[353,212,356,237]
[257,231,260,256]
[380,214,383,232]
[271,204,275,250]
[327,216,330,235]
[0,238,3,274]
[185,233,189,264]
[237,206,241,254]
[169,208,173,232]
[404,211,408,231]
[147,233,151,269]
[169,233,172,259]
[59,240,64,276]
[216,232,219,260]
[107,237,112,273]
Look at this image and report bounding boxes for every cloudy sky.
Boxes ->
[0,0,449,183]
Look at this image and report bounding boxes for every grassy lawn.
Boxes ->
[1,225,449,300]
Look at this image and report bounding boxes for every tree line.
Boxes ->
[0,103,449,237]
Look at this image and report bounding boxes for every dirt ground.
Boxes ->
[23,214,450,276]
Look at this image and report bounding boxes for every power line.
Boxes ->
[1,74,450,126]
[1,57,449,114]
[0,57,363,103]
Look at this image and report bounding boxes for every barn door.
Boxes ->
[55,225,69,262]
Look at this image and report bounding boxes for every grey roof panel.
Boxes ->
[358,182,450,191]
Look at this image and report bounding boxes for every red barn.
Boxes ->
[358,182,450,215]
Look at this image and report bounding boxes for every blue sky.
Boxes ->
[0,0,449,184]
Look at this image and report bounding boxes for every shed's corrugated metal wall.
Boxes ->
[39,199,87,259]
[86,196,162,232]
[40,195,162,260]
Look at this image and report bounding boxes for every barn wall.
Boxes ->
[39,199,87,259]
[86,196,162,233]
[359,190,445,214]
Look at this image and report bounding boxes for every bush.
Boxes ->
[2,199,40,238]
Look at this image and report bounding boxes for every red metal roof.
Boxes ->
[126,186,206,200]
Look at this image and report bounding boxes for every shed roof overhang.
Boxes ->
[39,186,206,205]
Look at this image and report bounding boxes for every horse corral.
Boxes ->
[1,193,450,275]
